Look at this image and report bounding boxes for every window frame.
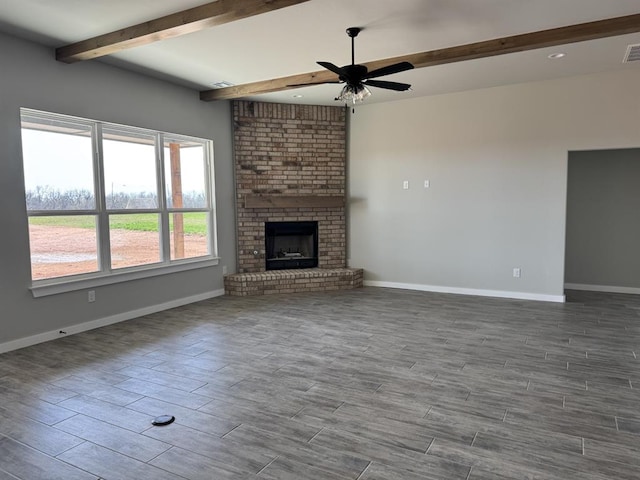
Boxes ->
[21,108,219,297]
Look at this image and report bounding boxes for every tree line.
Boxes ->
[26,186,206,210]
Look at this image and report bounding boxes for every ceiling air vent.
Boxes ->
[623,44,640,63]
[210,81,235,88]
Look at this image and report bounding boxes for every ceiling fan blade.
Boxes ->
[365,79,412,91]
[317,61,344,76]
[364,61,414,80]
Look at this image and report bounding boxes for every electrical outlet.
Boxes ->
[403,180,409,190]
[88,290,96,302]
[222,265,228,275]
[512,268,521,278]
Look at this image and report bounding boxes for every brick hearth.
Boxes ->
[225,268,363,296]
[226,100,362,296]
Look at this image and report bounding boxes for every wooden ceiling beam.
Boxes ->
[200,12,640,101]
[56,0,310,63]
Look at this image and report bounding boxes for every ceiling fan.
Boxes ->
[314,27,414,106]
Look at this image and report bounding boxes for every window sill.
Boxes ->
[30,257,220,298]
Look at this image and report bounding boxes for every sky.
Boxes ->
[21,129,208,197]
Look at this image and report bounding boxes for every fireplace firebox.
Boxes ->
[265,221,318,270]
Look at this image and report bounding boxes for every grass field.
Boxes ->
[29,213,208,235]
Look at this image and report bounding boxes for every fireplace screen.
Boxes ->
[265,221,318,270]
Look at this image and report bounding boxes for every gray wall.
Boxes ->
[565,149,640,289]
[0,31,236,345]
[348,68,640,300]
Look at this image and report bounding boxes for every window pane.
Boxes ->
[109,214,161,269]
[103,128,158,209]
[21,116,95,211]
[164,139,208,209]
[28,216,99,280]
[170,212,210,260]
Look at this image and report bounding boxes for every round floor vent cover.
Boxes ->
[152,415,175,426]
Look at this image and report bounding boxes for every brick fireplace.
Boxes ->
[224,100,363,296]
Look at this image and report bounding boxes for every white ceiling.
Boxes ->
[1,0,640,106]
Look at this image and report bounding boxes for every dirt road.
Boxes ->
[29,225,208,280]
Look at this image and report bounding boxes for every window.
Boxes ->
[21,108,217,290]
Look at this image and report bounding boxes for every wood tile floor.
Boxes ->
[1,288,640,479]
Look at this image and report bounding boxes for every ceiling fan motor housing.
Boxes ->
[340,64,368,84]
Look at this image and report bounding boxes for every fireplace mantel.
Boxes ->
[244,195,344,209]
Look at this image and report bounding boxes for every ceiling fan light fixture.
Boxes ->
[336,83,371,105]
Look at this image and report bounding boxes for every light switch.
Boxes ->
[403,180,409,190]
[424,180,430,188]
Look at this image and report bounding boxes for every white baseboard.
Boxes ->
[364,281,565,303]
[0,289,225,355]
[564,283,640,295]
